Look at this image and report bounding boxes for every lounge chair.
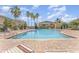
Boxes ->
[17,44,34,53]
[2,44,34,53]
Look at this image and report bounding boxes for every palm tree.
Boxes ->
[10,6,21,20]
[55,18,62,29]
[56,18,61,23]
[26,11,30,27]
[70,20,79,29]
[30,12,34,27]
[10,6,21,30]
[35,13,39,22]
[35,13,39,28]
[30,13,36,28]
[26,12,34,28]
[33,15,36,29]
[26,11,39,29]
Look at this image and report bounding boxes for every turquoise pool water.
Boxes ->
[10,29,73,40]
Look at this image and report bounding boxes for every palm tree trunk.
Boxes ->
[36,18,38,29]
[28,17,30,28]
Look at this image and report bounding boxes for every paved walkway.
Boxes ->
[1,39,79,53]
[0,40,22,53]
[22,39,79,53]
[61,29,79,38]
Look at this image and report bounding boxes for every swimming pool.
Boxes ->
[10,29,73,40]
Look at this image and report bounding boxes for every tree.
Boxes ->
[56,18,61,23]
[30,13,39,29]
[18,22,27,30]
[35,13,39,28]
[10,6,21,30]
[26,11,30,27]
[0,24,4,32]
[32,14,36,28]
[10,6,21,19]
[35,13,39,23]
[3,18,12,29]
[61,22,68,29]
[23,22,27,29]
[69,19,79,29]
[30,12,35,28]
[26,11,39,29]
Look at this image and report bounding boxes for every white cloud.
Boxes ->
[38,16,42,19]
[47,12,62,19]
[47,6,66,20]
[53,6,66,12]
[47,12,78,22]
[62,17,77,22]
[48,5,59,9]
[47,12,50,15]
[1,6,11,12]
[0,6,11,16]
[63,14,69,17]
[61,14,78,22]
[21,17,27,20]
[20,7,29,11]
[32,5,40,9]
[37,16,42,20]
[47,11,63,19]
[47,14,55,19]
[18,16,28,22]
[0,12,6,16]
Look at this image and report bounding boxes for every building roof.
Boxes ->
[39,21,53,24]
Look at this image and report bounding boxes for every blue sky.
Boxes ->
[0,5,79,25]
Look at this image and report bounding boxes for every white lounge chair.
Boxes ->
[2,44,34,53]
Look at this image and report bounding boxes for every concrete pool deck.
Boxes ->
[61,29,79,38]
[0,39,79,53]
[0,29,79,53]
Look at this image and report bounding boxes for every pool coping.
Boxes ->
[7,29,35,39]
[8,29,77,39]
